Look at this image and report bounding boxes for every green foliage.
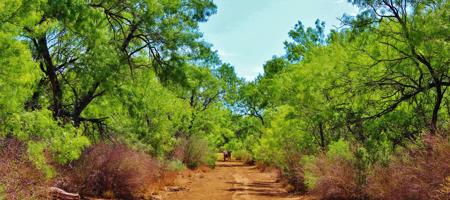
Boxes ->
[8,110,90,164]
[27,141,55,178]
[263,56,289,78]
[0,0,226,176]
[0,0,449,197]
[302,155,318,190]
[303,140,356,190]
[327,139,353,161]
[283,19,326,62]
[3,110,89,177]
[253,105,318,174]
[0,184,4,200]
[180,135,217,169]
[166,159,186,171]
[232,0,449,194]
[233,149,253,164]
[0,0,40,128]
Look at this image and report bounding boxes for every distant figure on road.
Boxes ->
[223,150,232,162]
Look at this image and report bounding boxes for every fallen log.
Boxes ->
[49,187,80,200]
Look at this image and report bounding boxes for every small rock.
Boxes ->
[165,186,187,192]
[193,173,204,179]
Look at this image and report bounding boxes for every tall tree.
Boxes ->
[346,0,449,132]
[21,0,217,132]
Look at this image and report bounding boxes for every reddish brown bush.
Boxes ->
[433,176,450,200]
[282,151,307,193]
[0,138,48,199]
[307,155,362,200]
[69,143,160,199]
[366,135,450,200]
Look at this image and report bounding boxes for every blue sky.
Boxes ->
[199,0,359,80]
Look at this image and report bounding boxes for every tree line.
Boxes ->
[0,0,449,199]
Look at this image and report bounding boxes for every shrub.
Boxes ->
[251,106,318,192]
[366,135,450,200]
[6,110,90,174]
[254,133,308,192]
[280,150,306,192]
[433,176,450,200]
[306,155,361,200]
[302,155,318,190]
[304,140,364,200]
[69,143,160,199]
[166,159,186,171]
[175,135,216,169]
[233,149,254,165]
[326,139,354,161]
[0,138,48,199]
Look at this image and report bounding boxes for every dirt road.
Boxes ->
[160,161,309,200]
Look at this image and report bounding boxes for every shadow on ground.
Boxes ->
[215,162,247,168]
[225,180,293,198]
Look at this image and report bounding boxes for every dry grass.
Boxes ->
[66,143,160,199]
[173,136,215,169]
[366,135,450,200]
[433,176,450,200]
[307,155,362,200]
[304,135,449,200]
[0,138,48,200]
[258,150,307,193]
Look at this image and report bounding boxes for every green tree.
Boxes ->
[0,0,41,130]
[22,0,217,131]
[284,19,326,62]
[346,0,450,132]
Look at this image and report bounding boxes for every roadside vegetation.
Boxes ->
[0,0,449,199]
[229,1,450,199]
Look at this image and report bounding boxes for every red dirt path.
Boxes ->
[159,161,312,200]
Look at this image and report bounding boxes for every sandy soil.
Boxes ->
[159,161,311,200]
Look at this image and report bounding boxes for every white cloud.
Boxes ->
[237,65,264,81]
[217,49,235,58]
[334,0,346,4]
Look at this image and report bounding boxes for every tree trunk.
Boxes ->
[37,37,63,119]
[25,78,46,111]
[430,86,443,134]
[257,114,265,126]
[318,122,326,149]
[72,82,103,127]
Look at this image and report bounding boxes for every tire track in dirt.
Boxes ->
[161,161,309,200]
[231,174,251,200]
